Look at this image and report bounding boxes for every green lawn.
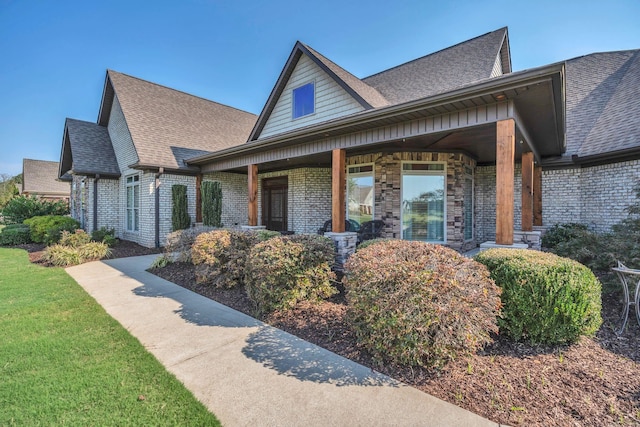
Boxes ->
[0,248,220,426]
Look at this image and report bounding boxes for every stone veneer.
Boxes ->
[347,152,477,252]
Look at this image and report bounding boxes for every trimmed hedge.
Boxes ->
[201,181,223,227]
[475,249,602,345]
[171,185,191,231]
[344,240,501,368]
[0,224,31,245]
[245,234,337,317]
[190,229,280,288]
[23,215,80,244]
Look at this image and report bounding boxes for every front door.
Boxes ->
[262,177,288,232]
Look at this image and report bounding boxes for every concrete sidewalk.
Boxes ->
[66,255,502,427]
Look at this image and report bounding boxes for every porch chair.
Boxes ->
[317,219,360,234]
[357,220,385,244]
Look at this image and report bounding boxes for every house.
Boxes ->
[58,70,256,247]
[22,159,70,202]
[59,27,640,256]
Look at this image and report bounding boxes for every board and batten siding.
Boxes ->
[259,54,365,139]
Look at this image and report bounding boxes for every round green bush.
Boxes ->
[24,215,79,244]
[475,249,602,345]
[0,224,31,245]
[245,234,337,317]
[344,240,501,369]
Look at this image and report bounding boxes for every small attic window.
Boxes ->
[292,82,315,119]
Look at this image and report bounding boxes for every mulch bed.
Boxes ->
[150,261,640,426]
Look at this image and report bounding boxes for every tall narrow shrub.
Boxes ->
[201,181,222,227]
[171,185,190,231]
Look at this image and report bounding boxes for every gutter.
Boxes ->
[93,175,100,232]
[155,168,164,248]
[187,62,565,166]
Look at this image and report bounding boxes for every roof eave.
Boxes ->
[188,62,565,166]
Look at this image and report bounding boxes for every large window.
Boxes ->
[463,166,474,241]
[401,162,445,242]
[126,174,140,232]
[292,82,315,119]
[347,164,374,225]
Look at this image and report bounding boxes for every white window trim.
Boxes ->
[346,163,375,221]
[125,174,140,233]
[400,161,447,243]
[463,167,474,242]
[291,80,316,120]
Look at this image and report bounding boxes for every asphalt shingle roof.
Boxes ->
[107,71,257,170]
[565,50,640,158]
[65,118,120,176]
[362,28,508,105]
[22,159,70,195]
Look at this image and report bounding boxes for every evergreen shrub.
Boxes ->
[245,234,337,317]
[201,181,223,227]
[171,185,191,231]
[475,248,602,344]
[344,240,501,368]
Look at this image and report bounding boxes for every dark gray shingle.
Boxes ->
[65,118,120,176]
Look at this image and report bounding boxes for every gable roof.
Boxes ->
[59,118,120,178]
[99,70,257,171]
[22,159,70,195]
[248,42,389,141]
[565,50,640,161]
[363,27,511,105]
[248,28,510,141]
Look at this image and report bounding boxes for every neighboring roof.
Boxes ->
[99,70,257,171]
[22,159,70,195]
[363,27,510,105]
[59,118,120,178]
[248,28,509,141]
[565,50,640,160]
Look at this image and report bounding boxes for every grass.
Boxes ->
[0,248,220,426]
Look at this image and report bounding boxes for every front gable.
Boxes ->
[250,43,388,141]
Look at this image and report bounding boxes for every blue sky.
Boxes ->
[1,0,639,177]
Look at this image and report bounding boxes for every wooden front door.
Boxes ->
[262,177,288,232]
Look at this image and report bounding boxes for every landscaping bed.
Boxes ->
[15,239,160,264]
[150,261,640,427]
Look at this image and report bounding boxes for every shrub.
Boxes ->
[1,195,68,224]
[150,254,173,269]
[254,229,281,241]
[164,226,215,263]
[245,234,337,317]
[171,185,191,231]
[541,223,589,250]
[201,181,222,227]
[0,224,31,245]
[475,249,602,345]
[191,229,257,288]
[91,227,117,246]
[24,215,80,244]
[344,240,501,369]
[59,230,91,248]
[43,241,111,267]
[356,237,392,251]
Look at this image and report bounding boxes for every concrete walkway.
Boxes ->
[66,255,502,427]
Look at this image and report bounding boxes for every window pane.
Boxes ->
[347,175,374,224]
[293,82,314,118]
[133,184,140,206]
[127,186,133,208]
[402,174,444,242]
[464,177,473,240]
[134,209,140,231]
[127,209,133,230]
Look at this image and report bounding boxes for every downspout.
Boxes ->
[93,175,100,232]
[155,168,164,248]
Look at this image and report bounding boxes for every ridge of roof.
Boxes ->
[363,27,508,80]
[301,43,389,108]
[106,69,258,117]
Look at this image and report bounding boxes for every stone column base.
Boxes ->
[324,232,358,272]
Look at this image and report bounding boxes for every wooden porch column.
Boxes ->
[195,173,202,223]
[331,149,346,233]
[248,164,258,226]
[496,119,515,245]
[521,152,534,232]
[533,165,543,226]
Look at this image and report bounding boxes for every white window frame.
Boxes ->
[463,166,474,242]
[346,163,375,223]
[400,161,447,243]
[126,174,140,233]
[291,80,316,120]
